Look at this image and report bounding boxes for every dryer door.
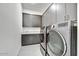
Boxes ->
[47,29,67,56]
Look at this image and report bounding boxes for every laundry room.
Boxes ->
[0,3,77,56]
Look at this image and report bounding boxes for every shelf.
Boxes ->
[22,9,42,16]
[22,27,43,34]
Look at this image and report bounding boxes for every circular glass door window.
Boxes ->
[47,29,67,56]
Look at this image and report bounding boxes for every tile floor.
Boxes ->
[18,44,42,56]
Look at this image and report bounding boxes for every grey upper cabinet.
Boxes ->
[42,4,56,26]
[42,3,77,26]
[57,3,65,23]
[66,3,77,21]
[23,13,42,27]
[57,3,77,23]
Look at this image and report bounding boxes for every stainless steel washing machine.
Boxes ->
[46,21,77,56]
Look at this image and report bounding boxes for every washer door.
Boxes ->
[47,29,67,56]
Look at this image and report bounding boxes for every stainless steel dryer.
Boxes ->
[46,21,77,56]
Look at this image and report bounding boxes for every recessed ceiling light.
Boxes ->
[51,4,59,11]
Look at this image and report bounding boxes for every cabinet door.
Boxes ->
[42,4,56,26]
[22,34,41,46]
[66,3,77,21]
[23,13,42,27]
[57,3,65,23]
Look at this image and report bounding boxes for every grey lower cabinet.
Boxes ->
[22,34,43,46]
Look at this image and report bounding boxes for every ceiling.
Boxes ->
[22,3,51,15]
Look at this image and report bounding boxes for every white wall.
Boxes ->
[0,3,22,56]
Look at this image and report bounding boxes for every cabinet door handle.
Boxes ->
[64,15,70,21]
